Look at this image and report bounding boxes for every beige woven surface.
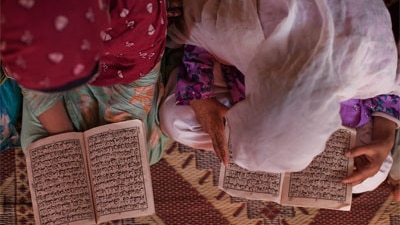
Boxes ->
[1,145,399,225]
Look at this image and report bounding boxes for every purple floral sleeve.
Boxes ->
[175,45,215,105]
[340,94,400,128]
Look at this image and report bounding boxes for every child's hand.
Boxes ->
[342,140,393,186]
[342,117,396,186]
[190,98,229,165]
[388,175,400,202]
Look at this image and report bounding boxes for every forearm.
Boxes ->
[189,98,229,165]
[372,116,396,150]
[22,88,73,135]
[38,99,74,135]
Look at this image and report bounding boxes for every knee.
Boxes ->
[159,95,213,150]
[159,94,186,141]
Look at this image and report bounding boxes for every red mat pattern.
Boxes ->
[1,144,399,225]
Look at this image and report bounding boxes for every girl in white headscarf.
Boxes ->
[160,0,400,193]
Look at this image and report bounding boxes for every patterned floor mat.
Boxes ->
[1,144,399,225]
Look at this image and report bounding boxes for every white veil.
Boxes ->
[168,0,399,172]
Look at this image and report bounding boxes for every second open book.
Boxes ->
[219,127,356,211]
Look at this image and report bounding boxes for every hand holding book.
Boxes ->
[342,117,397,186]
[189,98,229,165]
[219,127,356,211]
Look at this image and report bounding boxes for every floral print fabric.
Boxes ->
[340,95,400,128]
[0,78,22,152]
[20,67,168,164]
[176,45,245,105]
[176,45,399,127]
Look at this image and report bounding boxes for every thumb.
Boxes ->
[345,144,375,158]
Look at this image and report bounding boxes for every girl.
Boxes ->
[160,0,400,195]
[0,0,171,164]
[160,44,399,195]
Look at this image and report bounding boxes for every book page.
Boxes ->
[218,130,283,203]
[280,128,355,211]
[84,120,154,223]
[219,163,283,203]
[25,133,96,225]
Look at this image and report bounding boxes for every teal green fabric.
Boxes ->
[0,78,22,152]
[21,66,172,165]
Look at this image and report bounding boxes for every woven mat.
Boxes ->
[1,144,399,225]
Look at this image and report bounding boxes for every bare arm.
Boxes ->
[190,98,229,165]
[38,99,74,135]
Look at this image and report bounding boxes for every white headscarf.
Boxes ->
[168,0,399,172]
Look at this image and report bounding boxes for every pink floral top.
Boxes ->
[0,0,166,92]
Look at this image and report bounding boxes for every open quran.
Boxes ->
[219,128,356,211]
[25,120,154,225]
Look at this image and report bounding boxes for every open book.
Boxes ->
[25,120,154,225]
[219,127,356,211]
